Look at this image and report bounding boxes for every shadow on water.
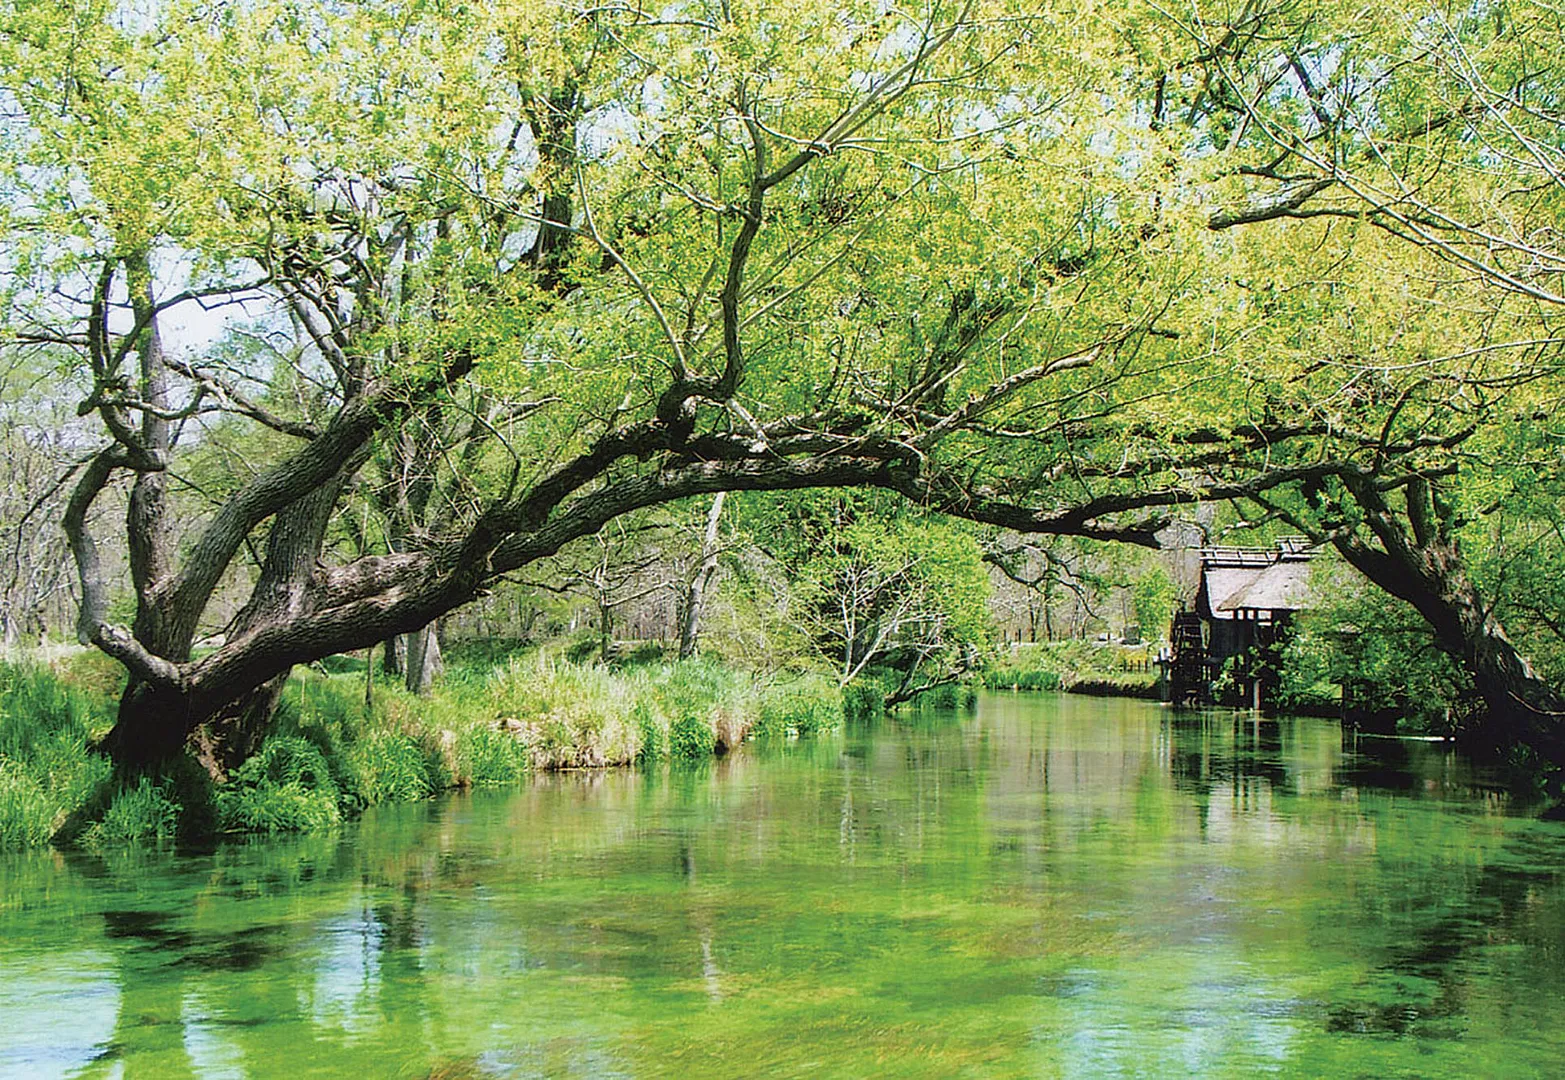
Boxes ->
[98,909,283,973]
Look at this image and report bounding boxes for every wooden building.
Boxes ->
[1168,539,1316,707]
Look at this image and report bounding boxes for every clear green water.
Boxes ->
[3,693,1563,1079]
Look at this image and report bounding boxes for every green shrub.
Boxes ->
[668,711,716,760]
[634,699,668,764]
[283,672,368,751]
[214,737,341,835]
[443,637,535,669]
[0,760,58,849]
[82,776,181,847]
[243,736,336,791]
[757,675,843,737]
[453,726,530,787]
[217,780,340,833]
[842,678,885,722]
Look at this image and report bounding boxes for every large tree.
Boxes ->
[1162,0,1565,764]
[1,0,1561,777]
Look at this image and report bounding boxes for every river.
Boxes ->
[2,692,1562,1078]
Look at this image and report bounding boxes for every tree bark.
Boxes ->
[404,620,444,694]
[188,676,287,781]
[678,492,725,660]
[105,475,351,776]
[383,634,406,676]
[98,680,197,773]
[598,604,614,663]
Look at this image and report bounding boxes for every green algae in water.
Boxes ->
[2,694,1564,1078]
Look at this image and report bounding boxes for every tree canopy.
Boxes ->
[1,0,1561,777]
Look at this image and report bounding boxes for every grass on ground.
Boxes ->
[0,650,846,851]
[976,641,1159,696]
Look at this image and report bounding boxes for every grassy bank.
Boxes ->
[0,653,844,852]
[0,660,115,850]
[977,641,1160,698]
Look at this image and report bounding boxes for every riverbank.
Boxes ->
[0,653,844,852]
[976,641,1161,699]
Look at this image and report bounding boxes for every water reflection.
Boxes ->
[0,694,1561,1078]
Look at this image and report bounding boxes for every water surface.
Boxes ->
[3,693,1563,1078]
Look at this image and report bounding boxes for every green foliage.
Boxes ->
[0,760,59,849]
[658,659,727,759]
[345,731,440,805]
[51,650,127,703]
[216,737,341,834]
[488,657,647,768]
[976,641,1133,692]
[656,658,758,757]
[755,675,844,738]
[1,649,854,849]
[442,637,536,669]
[563,634,601,666]
[2,0,1563,793]
[1279,566,1476,735]
[668,712,716,761]
[1065,675,1162,700]
[253,675,445,822]
[842,679,886,723]
[0,662,108,762]
[787,509,993,696]
[451,726,531,788]
[977,665,1063,692]
[0,662,116,850]
[81,776,182,848]
[909,683,978,710]
[1132,567,1177,644]
[618,641,669,668]
[216,777,339,835]
[634,699,668,765]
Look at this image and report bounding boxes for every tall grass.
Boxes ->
[0,663,113,850]
[80,775,183,847]
[1,652,850,850]
[215,736,341,833]
[977,641,1156,696]
[755,674,843,737]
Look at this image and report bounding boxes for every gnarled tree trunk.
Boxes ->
[1331,475,1565,772]
[1337,535,1565,761]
